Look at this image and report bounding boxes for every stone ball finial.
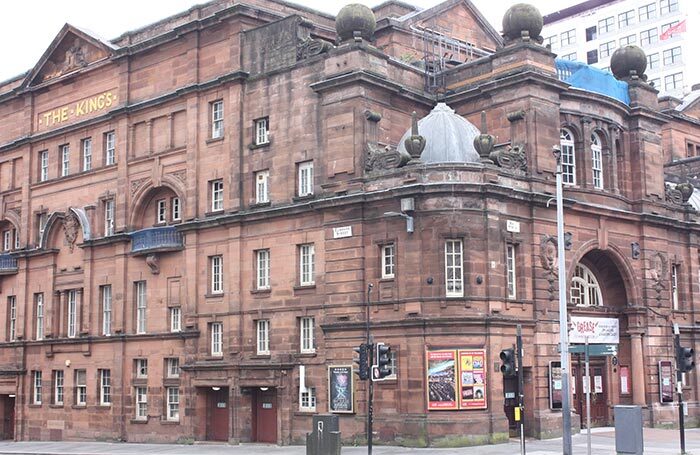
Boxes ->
[336,3,377,42]
[611,45,647,81]
[502,3,543,41]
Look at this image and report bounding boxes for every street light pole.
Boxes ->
[554,147,573,455]
[366,284,374,455]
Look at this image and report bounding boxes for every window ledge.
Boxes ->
[49,404,64,409]
[205,293,224,299]
[206,136,225,145]
[248,141,272,151]
[130,418,149,424]
[96,404,112,409]
[250,201,271,209]
[293,195,315,203]
[133,378,147,386]
[379,277,395,283]
[163,378,181,386]
[205,355,225,361]
[204,210,225,218]
[71,404,87,410]
[294,352,317,359]
[251,288,271,295]
[294,284,316,291]
[252,354,271,359]
[294,410,317,416]
[160,419,180,425]
[28,404,42,408]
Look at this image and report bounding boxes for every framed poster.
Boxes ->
[328,365,354,413]
[458,349,487,409]
[426,350,458,410]
[549,361,563,409]
[659,361,674,403]
[620,366,630,395]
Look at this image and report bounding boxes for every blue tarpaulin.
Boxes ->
[555,59,630,105]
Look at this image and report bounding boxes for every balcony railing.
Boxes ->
[0,254,18,274]
[130,226,183,255]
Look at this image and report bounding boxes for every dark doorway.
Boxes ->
[573,357,609,427]
[206,387,229,441]
[0,395,14,440]
[252,387,277,443]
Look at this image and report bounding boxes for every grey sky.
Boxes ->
[0,0,579,82]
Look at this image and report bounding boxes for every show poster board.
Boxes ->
[458,349,487,409]
[659,361,674,403]
[427,348,488,411]
[549,361,563,409]
[328,365,354,413]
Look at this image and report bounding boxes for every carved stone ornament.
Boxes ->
[490,143,527,173]
[62,212,80,252]
[649,252,666,302]
[665,184,684,205]
[540,235,558,300]
[631,242,641,260]
[146,254,160,275]
[403,111,426,161]
[169,170,187,185]
[42,38,88,82]
[296,37,333,60]
[131,178,149,197]
[676,182,695,203]
[365,143,410,172]
[473,111,495,164]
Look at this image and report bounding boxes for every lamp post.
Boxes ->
[382,211,414,233]
[553,146,572,455]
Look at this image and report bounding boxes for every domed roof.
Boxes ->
[398,103,481,164]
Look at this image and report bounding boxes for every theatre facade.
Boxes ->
[0,0,698,446]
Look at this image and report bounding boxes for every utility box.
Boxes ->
[306,414,341,455]
[614,405,644,455]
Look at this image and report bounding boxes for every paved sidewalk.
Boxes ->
[0,428,698,454]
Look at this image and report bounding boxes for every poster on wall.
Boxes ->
[458,349,487,409]
[328,365,354,413]
[549,361,563,409]
[426,350,458,410]
[659,361,674,403]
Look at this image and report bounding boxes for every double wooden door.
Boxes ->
[572,358,608,427]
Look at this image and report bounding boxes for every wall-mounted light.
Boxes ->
[260,387,269,391]
[212,386,221,391]
[383,211,414,233]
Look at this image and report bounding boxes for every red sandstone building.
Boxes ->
[0,0,698,446]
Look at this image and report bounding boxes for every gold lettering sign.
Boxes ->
[38,89,118,129]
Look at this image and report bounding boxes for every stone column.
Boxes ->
[630,332,646,405]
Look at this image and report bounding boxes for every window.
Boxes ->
[75,370,86,406]
[32,371,42,404]
[661,0,679,15]
[381,244,395,279]
[254,117,269,145]
[171,197,181,221]
[3,231,10,251]
[211,100,224,139]
[156,199,167,224]
[104,131,116,165]
[598,16,614,34]
[210,255,223,294]
[300,387,316,412]
[647,52,660,70]
[82,138,92,171]
[591,133,604,189]
[299,244,315,286]
[300,316,315,353]
[257,319,270,355]
[663,46,682,66]
[135,281,147,334]
[255,170,269,204]
[506,244,517,299]
[620,34,636,46]
[104,199,115,236]
[672,264,679,310]
[585,26,596,42]
[570,264,602,306]
[445,239,464,297]
[560,52,577,61]
[210,180,224,212]
[37,212,48,244]
[135,359,148,378]
[35,293,44,340]
[99,369,111,405]
[599,41,616,59]
[170,307,181,332]
[60,144,70,177]
[560,29,576,47]
[13,229,18,250]
[211,322,223,357]
[618,10,634,28]
[544,35,558,49]
[388,350,398,378]
[53,370,64,405]
[39,150,49,182]
[640,28,659,46]
[166,358,180,378]
[101,285,112,336]
[256,249,270,290]
[639,3,656,21]
[297,161,314,197]
[560,129,576,185]
[8,296,16,342]
[166,387,180,421]
[586,49,598,65]
[665,72,683,91]
[67,290,77,338]
[135,386,148,420]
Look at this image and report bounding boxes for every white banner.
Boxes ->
[569,317,619,344]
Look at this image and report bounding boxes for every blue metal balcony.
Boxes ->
[130,226,183,255]
[0,254,17,274]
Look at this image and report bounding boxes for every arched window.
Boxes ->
[570,264,603,307]
[560,129,576,185]
[591,132,603,189]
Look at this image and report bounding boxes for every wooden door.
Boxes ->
[573,358,608,427]
[2,396,13,440]
[253,388,277,443]
[207,388,228,441]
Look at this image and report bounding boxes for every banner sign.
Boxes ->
[549,361,563,409]
[569,317,619,344]
[328,365,354,413]
[458,349,487,409]
[659,361,674,403]
[427,348,488,411]
[427,350,458,410]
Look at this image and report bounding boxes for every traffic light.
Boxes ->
[677,344,696,373]
[500,348,516,377]
[372,342,392,381]
[354,343,370,380]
